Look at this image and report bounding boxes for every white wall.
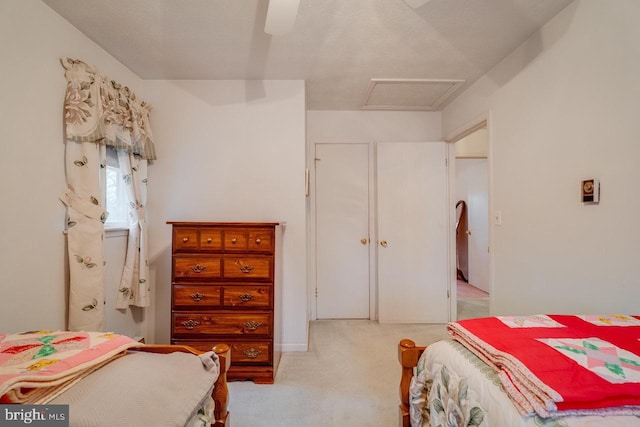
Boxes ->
[307,111,442,143]
[443,0,640,314]
[143,80,307,350]
[0,0,145,333]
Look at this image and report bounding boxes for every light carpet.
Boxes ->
[227,320,449,427]
[457,298,489,320]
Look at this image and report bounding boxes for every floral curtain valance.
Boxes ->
[61,58,153,331]
[62,58,157,160]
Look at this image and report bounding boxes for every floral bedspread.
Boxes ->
[0,330,141,404]
[410,344,485,427]
[410,340,640,427]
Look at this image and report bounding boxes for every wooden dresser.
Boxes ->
[168,221,281,384]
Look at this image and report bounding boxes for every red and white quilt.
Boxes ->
[0,330,141,404]
[448,314,640,418]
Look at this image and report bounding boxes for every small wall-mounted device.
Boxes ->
[581,178,600,203]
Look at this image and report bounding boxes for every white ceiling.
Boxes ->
[42,0,573,111]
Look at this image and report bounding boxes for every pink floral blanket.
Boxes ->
[0,330,141,404]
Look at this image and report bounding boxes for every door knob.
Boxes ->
[465,229,472,235]
[361,238,368,245]
[380,240,388,248]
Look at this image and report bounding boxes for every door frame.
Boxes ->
[309,140,377,321]
[444,113,493,319]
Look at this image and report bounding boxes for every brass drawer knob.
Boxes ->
[181,319,201,330]
[182,237,189,242]
[244,348,262,359]
[244,320,262,331]
[255,238,262,244]
[207,237,213,243]
[190,264,206,273]
[189,292,206,302]
[231,238,237,244]
[238,293,254,303]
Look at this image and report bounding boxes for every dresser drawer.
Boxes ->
[223,229,248,251]
[223,285,271,308]
[248,228,275,252]
[173,285,222,308]
[228,341,272,364]
[199,228,223,251]
[174,228,199,251]
[172,312,271,336]
[223,256,272,280]
[173,256,222,280]
[173,340,272,365]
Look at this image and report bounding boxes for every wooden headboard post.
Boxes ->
[212,344,230,427]
[398,339,426,427]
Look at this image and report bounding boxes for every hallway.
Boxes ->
[457,280,489,320]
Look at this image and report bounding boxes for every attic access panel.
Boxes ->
[362,78,465,111]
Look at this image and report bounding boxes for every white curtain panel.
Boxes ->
[60,143,107,331]
[115,151,150,309]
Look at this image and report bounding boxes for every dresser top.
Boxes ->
[167,221,279,227]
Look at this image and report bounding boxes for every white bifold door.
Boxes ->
[314,142,450,322]
[377,142,450,323]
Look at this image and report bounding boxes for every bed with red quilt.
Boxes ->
[398,314,640,427]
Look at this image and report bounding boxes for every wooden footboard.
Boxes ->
[132,343,231,427]
[398,339,426,427]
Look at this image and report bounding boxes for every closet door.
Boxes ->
[315,143,370,319]
[377,142,449,323]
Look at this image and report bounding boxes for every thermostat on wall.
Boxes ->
[581,178,600,203]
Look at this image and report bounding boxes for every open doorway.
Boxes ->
[453,127,490,320]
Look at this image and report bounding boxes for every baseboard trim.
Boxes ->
[277,342,308,352]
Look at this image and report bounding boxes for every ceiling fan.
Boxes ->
[264,0,301,35]
[263,0,431,36]
[402,0,432,8]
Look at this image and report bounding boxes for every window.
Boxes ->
[105,148,130,230]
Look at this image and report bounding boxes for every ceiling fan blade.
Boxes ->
[264,0,301,35]
[402,0,432,8]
